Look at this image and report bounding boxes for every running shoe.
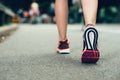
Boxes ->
[57,39,70,54]
[81,26,100,63]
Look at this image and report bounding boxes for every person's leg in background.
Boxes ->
[55,0,70,54]
[81,0,100,63]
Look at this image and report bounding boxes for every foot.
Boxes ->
[81,26,100,63]
[56,39,70,54]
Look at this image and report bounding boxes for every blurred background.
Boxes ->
[0,1,120,79]
[0,0,120,26]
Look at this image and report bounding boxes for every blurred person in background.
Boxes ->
[55,0,100,63]
[40,14,51,23]
[17,8,24,23]
[49,2,55,23]
[29,2,40,24]
[17,8,23,18]
[17,9,29,23]
[69,0,83,23]
[23,10,29,23]
[73,0,83,23]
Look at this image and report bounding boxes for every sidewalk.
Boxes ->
[0,24,18,42]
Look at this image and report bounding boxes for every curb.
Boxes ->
[0,24,18,37]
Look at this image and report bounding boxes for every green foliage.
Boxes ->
[99,6,119,23]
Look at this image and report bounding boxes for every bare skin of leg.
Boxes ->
[55,0,98,41]
[82,0,98,26]
[55,0,68,41]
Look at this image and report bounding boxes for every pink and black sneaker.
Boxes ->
[57,39,70,54]
[81,26,100,63]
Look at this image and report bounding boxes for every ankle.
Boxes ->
[86,24,94,27]
[85,24,95,30]
[59,37,68,41]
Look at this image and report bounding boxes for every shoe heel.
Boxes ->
[81,27,100,63]
[82,50,99,63]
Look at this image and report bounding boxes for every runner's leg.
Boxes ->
[55,0,68,40]
[82,0,98,26]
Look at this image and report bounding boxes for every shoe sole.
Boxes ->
[82,50,100,63]
[57,48,70,54]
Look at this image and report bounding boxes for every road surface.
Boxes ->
[0,24,120,80]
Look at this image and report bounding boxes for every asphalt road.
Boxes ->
[0,24,120,80]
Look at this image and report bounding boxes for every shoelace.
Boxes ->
[59,40,69,49]
[83,27,98,50]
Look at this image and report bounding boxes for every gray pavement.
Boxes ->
[0,24,120,80]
